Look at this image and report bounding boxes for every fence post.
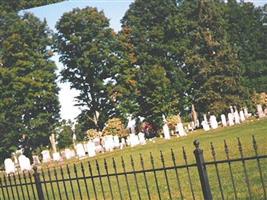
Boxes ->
[33,166,45,200]
[193,140,213,200]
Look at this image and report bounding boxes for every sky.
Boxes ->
[22,0,266,122]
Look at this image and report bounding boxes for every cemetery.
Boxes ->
[1,0,267,199]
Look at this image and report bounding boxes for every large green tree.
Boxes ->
[226,1,267,92]
[120,0,189,128]
[0,12,60,160]
[179,0,250,115]
[55,7,126,130]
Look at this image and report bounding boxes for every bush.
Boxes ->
[102,118,129,137]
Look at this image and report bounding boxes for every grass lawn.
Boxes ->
[1,117,267,200]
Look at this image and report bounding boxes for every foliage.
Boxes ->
[55,7,127,130]
[225,1,267,92]
[86,129,99,140]
[0,12,60,161]
[57,120,73,149]
[102,118,128,137]
[167,115,181,131]
[120,0,190,129]
[0,0,64,12]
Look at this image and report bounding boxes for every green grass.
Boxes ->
[1,118,267,200]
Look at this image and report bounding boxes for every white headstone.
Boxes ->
[18,155,32,171]
[239,110,245,122]
[209,115,218,129]
[234,110,240,124]
[41,150,51,163]
[257,104,265,118]
[76,143,86,158]
[162,114,170,139]
[113,135,120,149]
[120,138,126,149]
[64,148,73,160]
[4,158,16,175]
[230,106,234,114]
[52,152,61,161]
[203,114,208,123]
[87,140,96,157]
[201,121,210,131]
[129,133,140,147]
[104,135,114,152]
[228,113,234,126]
[127,115,136,134]
[221,114,227,127]
[176,123,187,136]
[138,132,146,145]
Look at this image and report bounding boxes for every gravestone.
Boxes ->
[176,123,187,136]
[239,110,245,122]
[52,152,61,161]
[41,150,51,163]
[76,143,86,158]
[113,135,120,149]
[129,133,140,147]
[120,138,126,149]
[87,140,96,157]
[18,155,32,171]
[162,114,171,139]
[64,148,73,160]
[49,133,57,153]
[4,158,16,175]
[104,135,114,152]
[138,132,146,145]
[127,115,136,134]
[244,107,249,118]
[93,137,104,153]
[209,115,218,129]
[221,114,227,127]
[257,104,265,118]
[234,108,240,124]
[201,120,210,131]
[228,113,234,126]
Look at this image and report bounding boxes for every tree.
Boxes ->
[0,12,60,161]
[56,120,73,149]
[226,1,267,92]
[179,0,250,115]
[0,0,64,12]
[55,7,126,130]
[120,0,189,128]
[102,118,128,138]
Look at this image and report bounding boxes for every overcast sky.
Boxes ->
[23,0,266,122]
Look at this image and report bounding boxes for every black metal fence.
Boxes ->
[0,135,266,200]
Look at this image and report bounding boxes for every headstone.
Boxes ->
[228,113,234,126]
[87,140,96,157]
[176,123,187,136]
[41,150,51,163]
[203,114,208,123]
[64,148,73,160]
[93,137,104,153]
[104,135,114,152]
[18,155,32,171]
[129,133,139,147]
[209,115,218,129]
[120,138,126,149]
[138,132,146,145]
[49,133,57,153]
[221,114,227,127]
[201,120,210,131]
[127,115,136,134]
[113,135,120,149]
[162,114,171,139]
[257,104,265,118]
[52,152,61,161]
[32,155,41,165]
[239,110,245,122]
[4,158,16,174]
[233,108,240,124]
[244,107,249,118]
[230,106,234,114]
[191,104,198,128]
[76,143,86,158]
